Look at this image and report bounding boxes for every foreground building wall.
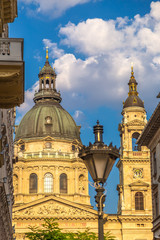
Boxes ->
[138,102,160,240]
[0,0,24,109]
[0,0,24,239]
[0,108,15,240]
[0,0,17,37]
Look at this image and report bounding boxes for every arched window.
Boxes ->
[132,132,140,151]
[79,174,85,193]
[46,79,49,88]
[44,173,53,193]
[60,173,67,193]
[135,192,144,210]
[29,173,38,193]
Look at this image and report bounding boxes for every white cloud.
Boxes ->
[59,10,160,57]
[43,39,64,59]
[18,1,160,121]
[34,50,42,62]
[56,1,160,110]
[72,110,92,130]
[53,52,128,109]
[150,1,160,20]
[20,0,91,18]
[60,19,124,55]
[73,110,85,121]
[16,81,39,124]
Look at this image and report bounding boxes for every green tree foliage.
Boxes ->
[25,219,68,240]
[104,231,116,240]
[67,229,116,240]
[66,229,97,240]
[25,218,116,240]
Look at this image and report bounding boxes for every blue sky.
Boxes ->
[10,0,160,214]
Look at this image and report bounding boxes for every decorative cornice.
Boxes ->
[13,216,97,221]
[119,159,150,163]
[129,180,149,188]
[117,215,152,222]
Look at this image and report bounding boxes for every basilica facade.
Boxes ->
[13,53,153,239]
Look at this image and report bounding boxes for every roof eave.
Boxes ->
[137,102,160,147]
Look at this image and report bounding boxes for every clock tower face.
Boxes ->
[133,168,143,179]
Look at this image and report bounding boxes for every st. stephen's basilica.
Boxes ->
[13,50,153,240]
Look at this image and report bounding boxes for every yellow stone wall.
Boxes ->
[13,138,90,206]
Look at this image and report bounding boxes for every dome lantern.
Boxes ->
[34,48,61,103]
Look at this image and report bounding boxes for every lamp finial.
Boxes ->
[93,120,103,144]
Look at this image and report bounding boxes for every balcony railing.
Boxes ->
[122,150,150,159]
[18,151,79,160]
[0,38,23,61]
[0,37,24,108]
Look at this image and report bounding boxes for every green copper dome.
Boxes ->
[15,101,80,142]
[15,53,81,142]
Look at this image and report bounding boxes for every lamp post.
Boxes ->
[79,121,119,240]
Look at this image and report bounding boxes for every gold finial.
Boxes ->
[131,62,134,78]
[131,62,133,72]
[46,46,49,60]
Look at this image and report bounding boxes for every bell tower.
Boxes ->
[117,67,152,217]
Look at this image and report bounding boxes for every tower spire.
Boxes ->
[131,62,133,73]
[46,46,49,61]
[128,65,138,97]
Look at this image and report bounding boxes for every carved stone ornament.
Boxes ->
[127,119,146,127]
[133,168,143,179]
[15,202,94,218]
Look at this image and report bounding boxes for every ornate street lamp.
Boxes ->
[79,121,119,240]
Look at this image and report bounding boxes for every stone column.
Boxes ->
[44,79,46,89]
[53,77,56,90]
[54,166,59,193]
[19,166,23,193]
[85,171,89,195]
[49,77,51,89]
[39,78,42,90]
[38,166,42,193]
[74,166,78,194]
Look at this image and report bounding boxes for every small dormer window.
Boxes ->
[45,142,52,149]
[72,145,76,151]
[45,116,52,125]
[20,144,25,151]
